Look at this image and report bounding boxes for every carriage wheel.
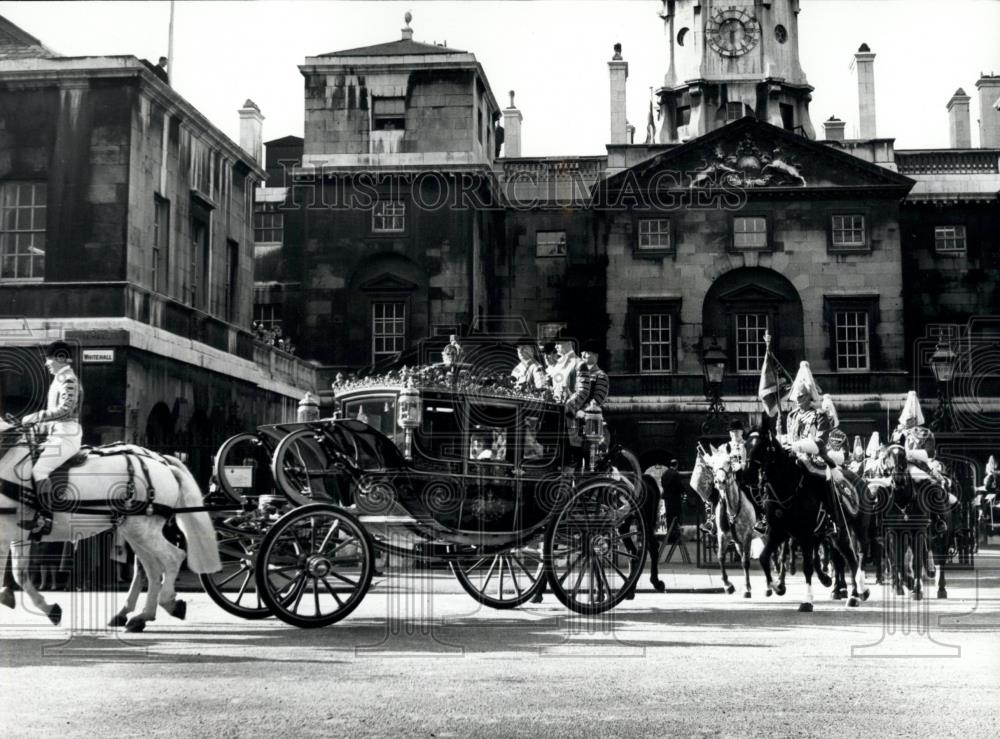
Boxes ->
[214,432,276,503]
[270,428,336,506]
[544,479,646,615]
[200,514,272,619]
[451,539,545,609]
[255,503,374,628]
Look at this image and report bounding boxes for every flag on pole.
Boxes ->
[644,89,656,144]
[758,338,782,418]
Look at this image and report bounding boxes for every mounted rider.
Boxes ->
[700,418,752,535]
[891,391,947,485]
[19,341,83,539]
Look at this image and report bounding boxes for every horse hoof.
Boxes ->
[725,584,735,595]
[108,613,128,628]
[937,588,948,600]
[625,589,636,601]
[817,572,833,588]
[847,597,860,608]
[912,590,923,602]
[652,580,665,594]
[765,589,773,597]
[831,590,845,601]
[0,588,14,609]
[798,602,814,613]
[743,591,751,599]
[894,585,905,597]
[170,599,187,620]
[124,617,146,633]
[774,584,786,597]
[47,604,62,626]
[861,589,871,602]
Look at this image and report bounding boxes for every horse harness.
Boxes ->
[4,443,179,541]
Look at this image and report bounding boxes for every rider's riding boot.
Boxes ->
[753,514,768,535]
[20,477,54,541]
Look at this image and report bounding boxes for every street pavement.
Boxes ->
[1,550,998,738]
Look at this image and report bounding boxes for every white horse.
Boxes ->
[0,418,220,632]
[691,445,765,597]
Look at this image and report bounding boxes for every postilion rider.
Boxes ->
[700,419,753,535]
[19,341,83,539]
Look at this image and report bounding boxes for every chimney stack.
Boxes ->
[823,115,846,142]
[401,11,413,41]
[502,90,523,157]
[947,88,972,149]
[852,44,877,139]
[975,74,1000,148]
[609,43,629,145]
[238,99,264,165]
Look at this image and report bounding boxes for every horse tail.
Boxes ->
[162,455,221,574]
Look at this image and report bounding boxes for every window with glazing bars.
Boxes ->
[0,182,46,280]
[638,218,671,250]
[253,203,283,244]
[831,214,866,248]
[372,201,405,233]
[934,225,966,254]
[735,313,769,373]
[639,314,672,373]
[372,302,406,360]
[733,217,767,250]
[835,311,869,370]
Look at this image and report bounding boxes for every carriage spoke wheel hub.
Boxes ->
[591,534,611,557]
[305,555,332,578]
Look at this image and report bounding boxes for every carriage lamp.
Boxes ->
[929,340,957,432]
[583,401,605,472]
[397,384,423,460]
[700,338,728,433]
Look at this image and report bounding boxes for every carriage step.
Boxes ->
[358,515,418,525]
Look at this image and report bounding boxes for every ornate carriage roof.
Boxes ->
[331,363,560,407]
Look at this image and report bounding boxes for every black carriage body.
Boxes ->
[333,385,573,548]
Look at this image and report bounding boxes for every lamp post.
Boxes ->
[928,340,957,432]
[701,338,728,434]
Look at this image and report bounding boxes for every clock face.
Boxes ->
[707,7,761,58]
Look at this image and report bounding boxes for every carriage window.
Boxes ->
[521,411,561,467]
[419,401,463,459]
[468,403,517,465]
[342,397,396,438]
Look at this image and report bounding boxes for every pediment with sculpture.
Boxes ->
[688,134,807,189]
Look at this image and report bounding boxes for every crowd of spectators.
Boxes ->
[251,321,296,354]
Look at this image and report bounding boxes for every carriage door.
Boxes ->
[463,400,521,531]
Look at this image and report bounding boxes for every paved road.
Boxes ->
[1,557,998,738]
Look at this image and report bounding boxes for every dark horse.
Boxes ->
[748,414,870,611]
[877,444,956,600]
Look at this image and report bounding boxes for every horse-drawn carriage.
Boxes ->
[204,365,649,628]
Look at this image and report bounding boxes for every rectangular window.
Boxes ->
[831,214,866,249]
[835,311,870,371]
[735,313,769,374]
[780,103,795,131]
[190,216,210,309]
[253,302,282,331]
[934,225,966,254]
[537,322,567,342]
[726,102,745,122]
[639,314,672,373]
[224,239,238,322]
[535,231,567,258]
[675,106,691,129]
[152,197,169,293]
[637,218,671,251]
[372,201,405,233]
[372,97,406,131]
[253,203,283,244]
[372,301,406,361]
[0,182,46,280]
[733,216,768,250]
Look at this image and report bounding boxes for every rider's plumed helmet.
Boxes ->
[789,361,822,408]
[898,390,926,429]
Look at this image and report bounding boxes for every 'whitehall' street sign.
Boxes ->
[82,349,115,363]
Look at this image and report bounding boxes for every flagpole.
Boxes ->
[764,331,784,437]
[167,0,175,86]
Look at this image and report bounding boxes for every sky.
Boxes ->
[1,0,999,156]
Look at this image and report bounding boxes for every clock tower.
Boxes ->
[657,0,816,142]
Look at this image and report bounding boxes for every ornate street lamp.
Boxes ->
[701,338,728,434]
[929,340,957,431]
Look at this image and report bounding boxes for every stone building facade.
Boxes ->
[0,17,316,483]
[248,3,997,476]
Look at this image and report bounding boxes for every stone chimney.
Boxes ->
[852,44,877,139]
[502,91,523,157]
[609,43,629,145]
[238,99,264,164]
[823,115,846,142]
[947,88,972,149]
[975,74,1000,148]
